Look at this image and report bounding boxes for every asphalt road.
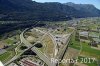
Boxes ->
[4,28,73,66]
[20,29,54,66]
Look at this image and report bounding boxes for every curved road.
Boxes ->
[20,29,54,66]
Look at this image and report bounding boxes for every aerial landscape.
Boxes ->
[0,0,100,66]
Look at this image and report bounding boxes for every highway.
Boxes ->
[4,28,53,66]
[5,28,73,66]
[20,29,54,66]
[4,43,35,65]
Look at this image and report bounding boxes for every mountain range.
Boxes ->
[0,0,100,21]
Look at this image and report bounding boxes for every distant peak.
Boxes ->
[64,2,75,4]
[66,2,75,4]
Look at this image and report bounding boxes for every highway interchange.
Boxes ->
[4,27,74,66]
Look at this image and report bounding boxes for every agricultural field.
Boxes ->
[69,18,100,66]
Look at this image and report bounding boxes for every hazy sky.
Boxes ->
[33,0,100,9]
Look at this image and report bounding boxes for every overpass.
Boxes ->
[20,29,55,66]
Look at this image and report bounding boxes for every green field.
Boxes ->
[69,31,100,66]
[70,34,100,57]
[80,42,100,58]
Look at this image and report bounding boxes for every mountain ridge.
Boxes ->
[65,2,100,16]
[0,0,100,21]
